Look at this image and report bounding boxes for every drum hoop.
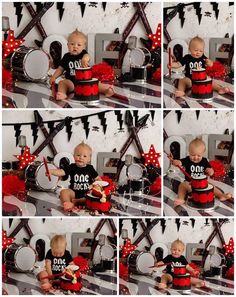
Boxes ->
[14,245,36,271]
[130,48,151,67]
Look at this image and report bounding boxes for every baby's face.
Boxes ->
[68,35,86,55]
[171,244,184,258]
[189,144,205,163]
[189,41,204,59]
[52,242,66,257]
[74,147,91,167]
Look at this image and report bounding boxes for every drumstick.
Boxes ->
[164,151,192,180]
[112,93,128,102]
[43,157,51,182]
[149,262,172,268]
[51,81,56,99]
[168,47,171,78]
[40,272,65,280]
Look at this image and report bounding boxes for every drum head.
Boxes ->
[36,163,58,190]
[101,245,114,260]
[127,164,144,180]
[137,252,154,274]
[130,48,146,66]
[15,246,36,271]
[211,254,224,266]
[24,50,49,79]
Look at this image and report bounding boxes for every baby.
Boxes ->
[49,29,114,100]
[38,235,73,291]
[48,143,101,211]
[170,138,232,206]
[154,239,205,289]
[169,36,230,97]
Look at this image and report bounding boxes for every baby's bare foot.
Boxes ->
[158,282,167,289]
[218,87,230,95]
[195,280,206,288]
[219,192,233,201]
[175,90,185,97]
[104,86,114,97]
[63,202,74,211]
[56,92,67,100]
[174,198,185,206]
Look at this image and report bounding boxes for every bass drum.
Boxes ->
[11,46,49,81]
[25,161,58,191]
[128,250,155,274]
[5,243,37,272]
[130,48,151,66]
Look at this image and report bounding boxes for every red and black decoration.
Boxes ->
[120,239,137,258]
[223,237,234,256]
[2,30,24,59]
[209,160,226,177]
[15,146,37,170]
[74,79,99,102]
[142,144,161,168]
[2,230,15,250]
[148,23,161,50]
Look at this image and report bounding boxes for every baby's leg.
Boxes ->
[72,197,86,206]
[57,79,74,100]
[60,189,75,211]
[213,186,232,201]
[38,271,52,291]
[191,277,205,288]
[99,82,114,97]
[174,181,191,206]
[212,82,230,95]
[158,273,173,289]
[175,77,192,97]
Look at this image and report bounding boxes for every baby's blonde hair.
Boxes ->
[74,142,92,156]
[68,29,87,44]
[171,239,185,250]
[189,36,205,50]
[50,235,66,249]
[189,137,206,150]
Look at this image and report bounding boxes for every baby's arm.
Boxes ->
[49,66,64,85]
[170,61,182,69]
[45,259,53,276]
[81,53,90,67]
[205,58,214,67]
[186,264,200,277]
[48,168,66,177]
[172,159,182,167]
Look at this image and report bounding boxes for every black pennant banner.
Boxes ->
[65,117,73,141]
[131,219,138,237]
[14,124,22,146]
[78,2,86,17]
[98,112,107,135]
[13,2,23,27]
[81,116,90,139]
[31,123,39,145]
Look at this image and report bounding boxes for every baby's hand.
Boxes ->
[81,54,90,68]
[205,167,214,176]
[49,76,56,85]
[205,59,213,67]
[172,159,182,167]
[192,269,200,277]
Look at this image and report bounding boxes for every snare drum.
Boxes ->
[25,161,58,191]
[128,250,155,275]
[11,46,49,81]
[5,243,37,272]
[130,48,151,66]
[210,253,225,267]
[130,65,153,82]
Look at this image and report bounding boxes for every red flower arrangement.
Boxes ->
[209,160,226,177]
[2,175,26,197]
[92,63,115,83]
[149,176,161,195]
[206,61,226,79]
[152,67,161,81]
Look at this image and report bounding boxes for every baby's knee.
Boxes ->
[38,270,48,281]
[60,189,73,201]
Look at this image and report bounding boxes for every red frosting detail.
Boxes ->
[192,83,213,94]
[192,191,214,203]
[86,200,111,212]
[191,178,208,189]
[75,69,93,80]
[92,189,103,197]
[174,267,187,275]
[75,84,99,96]
[60,281,82,291]
[173,276,191,286]
[100,175,116,195]
[192,71,207,81]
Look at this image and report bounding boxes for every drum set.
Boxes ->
[98,234,117,272]
[126,161,150,195]
[129,47,153,82]
[11,46,50,82]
